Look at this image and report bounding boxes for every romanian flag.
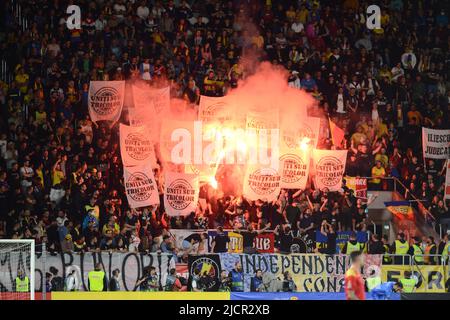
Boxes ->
[329,119,345,147]
[384,201,415,220]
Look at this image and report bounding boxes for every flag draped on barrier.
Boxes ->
[88,81,125,124]
[187,253,383,292]
[384,201,414,220]
[381,265,446,293]
[345,176,368,202]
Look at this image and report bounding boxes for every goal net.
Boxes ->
[0,240,35,300]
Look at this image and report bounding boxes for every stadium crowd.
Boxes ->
[0,0,449,262]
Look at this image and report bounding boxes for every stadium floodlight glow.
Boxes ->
[0,239,35,300]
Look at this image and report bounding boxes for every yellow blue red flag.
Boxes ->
[384,201,414,220]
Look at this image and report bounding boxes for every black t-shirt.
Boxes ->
[299,215,313,230]
[241,231,257,248]
[326,232,337,254]
[279,232,293,253]
[212,233,230,253]
[285,205,300,225]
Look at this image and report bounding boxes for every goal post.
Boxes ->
[0,239,35,300]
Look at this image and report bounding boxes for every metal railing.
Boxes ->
[0,59,13,84]
[12,0,29,32]
[1,1,30,85]
[359,176,435,220]
[381,254,448,267]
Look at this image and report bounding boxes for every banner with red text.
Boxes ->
[88,81,125,123]
[312,149,347,191]
[345,176,368,202]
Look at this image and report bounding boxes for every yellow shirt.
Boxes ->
[52,170,65,186]
[297,9,309,24]
[36,169,44,188]
[371,166,385,184]
[381,13,390,26]
[102,223,120,236]
[35,111,47,125]
[351,132,367,145]
[375,154,389,168]
[376,122,388,138]
[153,33,163,45]
[15,73,29,93]
[286,10,296,21]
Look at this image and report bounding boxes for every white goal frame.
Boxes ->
[0,239,35,300]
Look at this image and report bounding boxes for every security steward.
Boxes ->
[399,271,417,293]
[424,236,437,265]
[408,237,424,264]
[15,269,30,292]
[342,233,364,255]
[441,234,450,264]
[382,235,392,264]
[88,263,107,292]
[230,261,244,292]
[366,270,382,292]
[392,232,410,264]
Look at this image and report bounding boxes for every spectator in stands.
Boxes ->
[108,269,121,291]
[210,226,229,253]
[0,0,447,264]
[250,269,264,292]
[282,271,297,292]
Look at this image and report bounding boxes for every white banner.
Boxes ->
[198,95,233,125]
[445,160,450,200]
[422,127,450,159]
[0,251,174,292]
[312,149,348,191]
[159,120,194,163]
[243,164,281,202]
[164,172,199,217]
[279,152,310,189]
[280,117,321,151]
[88,81,125,123]
[129,84,156,127]
[120,124,157,168]
[124,163,160,208]
[151,86,170,114]
[246,111,279,135]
